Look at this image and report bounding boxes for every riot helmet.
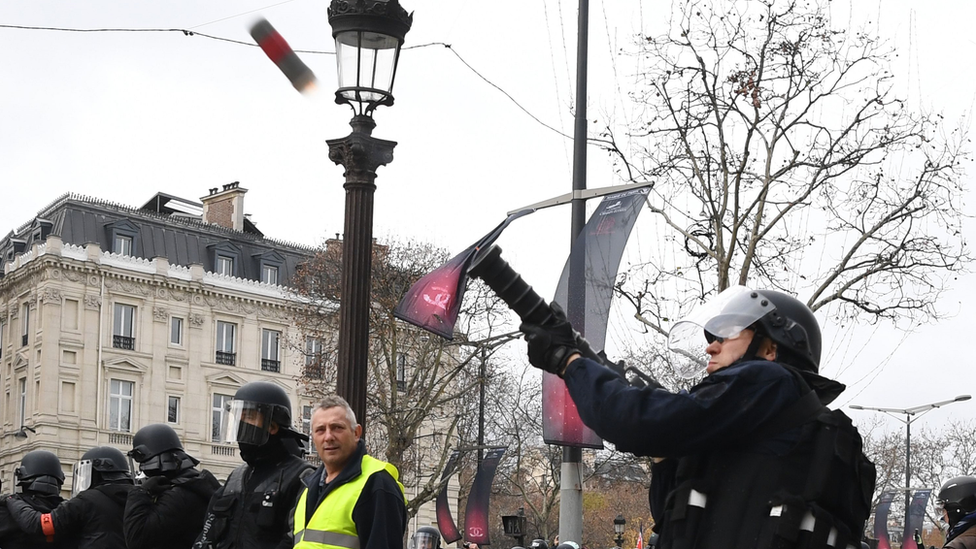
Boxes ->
[409,526,442,549]
[938,476,976,527]
[72,446,132,496]
[529,539,548,549]
[129,423,198,475]
[556,542,581,549]
[224,381,298,446]
[15,450,65,495]
[668,285,821,378]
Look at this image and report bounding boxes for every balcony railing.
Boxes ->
[211,445,236,456]
[216,351,236,366]
[108,432,133,445]
[261,359,280,373]
[112,335,135,350]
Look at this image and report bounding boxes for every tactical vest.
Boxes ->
[293,455,404,549]
[658,383,876,549]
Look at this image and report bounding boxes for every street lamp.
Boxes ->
[613,514,626,549]
[326,0,412,426]
[13,425,36,440]
[850,395,971,518]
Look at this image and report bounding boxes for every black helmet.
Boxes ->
[752,289,822,372]
[129,424,198,475]
[16,450,65,495]
[530,539,549,549]
[83,446,132,480]
[410,526,442,549]
[939,476,976,527]
[225,381,302,446]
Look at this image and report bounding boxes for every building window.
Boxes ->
[114,234,133,256]
[216,255,235,277]
[305,337,324,379]
[261,264,279,285]
[215,321,236,366]
[261,329,281,373]
[212,393,233,442]
[108,379,134,432]
[167,396,180,424]
[17,378,26,427]
[396,353,407,392]
[170,317,184,346]
[113,304,136,350]
[21,303,29,347]
[302,405,312,436]
[0,319,5,358]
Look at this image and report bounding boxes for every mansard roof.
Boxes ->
[0,192,313,286]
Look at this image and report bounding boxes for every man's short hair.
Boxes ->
[312,394,358,428]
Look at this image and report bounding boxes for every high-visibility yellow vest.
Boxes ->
[293,455,405,549]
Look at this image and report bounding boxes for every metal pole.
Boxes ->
[327,114,396,429]
[560,0,589,544]
[905,414,911,520]
[479,347,486,467]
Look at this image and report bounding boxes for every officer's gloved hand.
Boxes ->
[519,301,580,377]
[140,475,172,495]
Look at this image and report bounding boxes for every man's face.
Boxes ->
[704,328,755,374]
[240,407,279,435]
[312,406,361,475]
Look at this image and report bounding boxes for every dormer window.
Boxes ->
[114,234,133,256]
[207,241,242,278]
[105,220,140,257]
[261,264,279,285]
[216,255,235,277]
[254,249,285,286]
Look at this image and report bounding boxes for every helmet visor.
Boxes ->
[224,400,274,445]
[410,531,440,549]
[668,286,769,378]
[71,460,93,497]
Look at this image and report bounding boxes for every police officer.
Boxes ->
[0,450,68,548]
[519,286,875,549]
[529,539,548,549]
[6,445,134,548]
[124,423,221,549]
[938,476,976,548]
[194,380,314,549]
[411,526,443,549]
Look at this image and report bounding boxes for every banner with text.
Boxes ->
[464,448,506,545]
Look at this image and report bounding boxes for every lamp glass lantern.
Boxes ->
[328,0,413,115]
[613,514,626,536]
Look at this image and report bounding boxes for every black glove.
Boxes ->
[140,474,172,496]
[519,301,580,376]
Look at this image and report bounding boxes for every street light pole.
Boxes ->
[326,0,412,427]
[850,394,971,518]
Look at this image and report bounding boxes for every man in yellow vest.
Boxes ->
[294,395,406,549]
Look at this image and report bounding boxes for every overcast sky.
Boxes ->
[2,0,975,432]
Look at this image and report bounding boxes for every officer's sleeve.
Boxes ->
[352,470,407,549]
[0,498,23,537]
[7,491,85,538]
[273,464,315,549]
[125,482,184,548]
[562,357,802,456]
[193,482,226,549]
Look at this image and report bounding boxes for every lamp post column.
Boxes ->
[327,114,396,425]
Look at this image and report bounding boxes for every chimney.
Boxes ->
[201,182,248,231]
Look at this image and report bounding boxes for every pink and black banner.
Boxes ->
[435,450,463,543]
[394,210,531,339]
[544,187,649,447]
[873,490,896,549]
[463,447,506,545]
[901,489,931,549]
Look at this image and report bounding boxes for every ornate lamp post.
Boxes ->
[613,514,626,549]
[327,0,412,426]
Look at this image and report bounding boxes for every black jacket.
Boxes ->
[0,491,70,549]
[124,468,221,549]
[6,481,133,549]
[300,440,406,549]
[194,445,314,549]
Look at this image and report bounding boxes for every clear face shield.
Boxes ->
[224,400,276,446]
[409,531,440,549]
[667,286,771,378]
[71,459,93,497]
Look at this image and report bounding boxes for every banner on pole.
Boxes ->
[874,490,896,549]
[901,489,932,549]
[463,448,506,545]
[435,450,463,543]
[544,187,649,447]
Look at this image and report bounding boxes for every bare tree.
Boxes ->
[600,0,969,375]
[291,237,515,517]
